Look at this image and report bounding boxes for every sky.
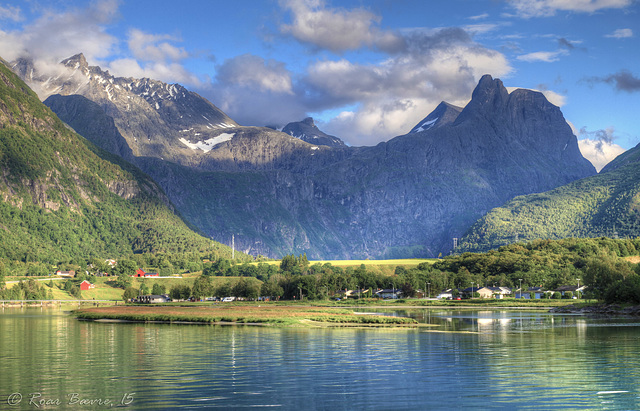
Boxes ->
[0,0,638,170]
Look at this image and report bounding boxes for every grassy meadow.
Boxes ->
[73,304,421,327]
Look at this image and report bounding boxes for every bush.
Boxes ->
[123,286,138,301]
[604,276,640,304]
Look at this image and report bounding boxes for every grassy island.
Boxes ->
[74,305,423,328]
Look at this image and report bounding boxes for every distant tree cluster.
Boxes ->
[186,239,640,303]
[0,279,53,300]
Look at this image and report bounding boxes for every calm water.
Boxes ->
[1,307,640,410]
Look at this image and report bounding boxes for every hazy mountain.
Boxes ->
[17,55,596,258]
[0,59,234,264]
[282,117,347,148]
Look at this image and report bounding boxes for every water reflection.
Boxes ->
[1,307,640,409]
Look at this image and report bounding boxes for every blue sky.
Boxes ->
[0,0,638,169]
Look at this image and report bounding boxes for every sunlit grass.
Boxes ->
[74,305,420,327]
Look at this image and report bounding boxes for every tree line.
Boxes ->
[186,238,640,303]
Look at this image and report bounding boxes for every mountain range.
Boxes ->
[0,59,235,265]
[10,53,598,259]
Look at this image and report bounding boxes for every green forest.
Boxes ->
[459,149,640,253]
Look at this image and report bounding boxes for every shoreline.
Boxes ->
[550,304,640,316]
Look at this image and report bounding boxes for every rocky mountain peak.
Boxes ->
[61,53,88,70]
[282,117,347,148]
[410,101,462,133]
[455,74,510,124]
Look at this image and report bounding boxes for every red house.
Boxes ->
[133,269,159,277]
[80,280,95,291]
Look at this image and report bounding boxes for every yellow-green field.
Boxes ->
[308,259,436,267]
[255,258,435,267]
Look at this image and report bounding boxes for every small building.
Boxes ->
[484,286,512,299]
[462,286,493,298]
[79,280,95,291]
[437,289,454,299]
[139,294,171,303]
[133,269,160,277]
[515,287,548,299]
[56,270,76,278]
[555,285,587,297]
[375,289,403,299]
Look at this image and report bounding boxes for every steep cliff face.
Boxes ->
[44,94,135,163]
[29,57,596,258]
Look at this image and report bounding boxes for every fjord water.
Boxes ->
[1,308,639,409]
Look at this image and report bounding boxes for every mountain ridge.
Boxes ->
[15,55,596,258]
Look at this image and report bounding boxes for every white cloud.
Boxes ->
[127,29,189,63]
[278,0,404,53]
[577,126,626,171]
[0,0,119,64]
[517,49,569,62]
[215,54,293,94]
[295,27,511,144]
[578,138,625,171]
[463,24,501,35]
[202,54,304,126]
[0,4,22,22]
[104,29,200,86]
[323,98,436,146]
[468,13,490,20]
[106,58,201,86]
[605,28,633,38]
[507,0,632,18]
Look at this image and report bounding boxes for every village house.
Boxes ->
[555,284,587,297]
[55,270,75,278]
[138,295,171,303]
[133,269,160,277]
[514,287,549,299]
[483,286,512,299]
[375,288,402,299]
[79,280,95,291]
[436,289,454,299]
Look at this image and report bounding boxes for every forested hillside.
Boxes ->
[459,144,640,253]
[0,60,236,273]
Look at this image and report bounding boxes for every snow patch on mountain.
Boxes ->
[179,133,235,152]
[412,118,438,133]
